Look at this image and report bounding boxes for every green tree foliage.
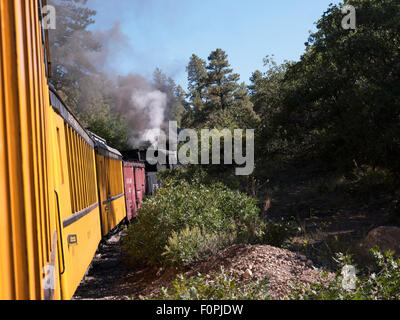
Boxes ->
[182,54,208,126]
[284,0,399,172]
[252,0,400,179]
[182,49,260,130]
[48,0,98,111]
[250,57,294,174]
[48,0,131,150]
[206,49,241,112]
[180,50,260,188]
[153,68,186,126]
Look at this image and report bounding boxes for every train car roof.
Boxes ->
[49,86,95,148]
[49,85,122,160]
[88,131,123,161]
[123,161,145,168]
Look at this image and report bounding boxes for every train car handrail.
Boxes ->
[102,193,125,205]
[62,202,99,228]
[55,190,66,276]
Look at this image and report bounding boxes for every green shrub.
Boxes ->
[158,166,244,191]
[163,226,236,267]
[150,268,270,300]
[122,179,262,267]
[290,249,400,300]
[260,218,298,248]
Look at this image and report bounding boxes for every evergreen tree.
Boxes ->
[48,0,98,112]
[48,0,130,150]
[182,54,208,126]
[153,68,186,126]
[183,49,259,130]
[205,49,240,112]
[251,0,400,178]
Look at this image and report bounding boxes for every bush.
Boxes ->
[122,179,262,267]
[260,218,298,248]
[150,268,270,300]
[290,249,400,300]
[158,166,244,191]
[163,226,236,267]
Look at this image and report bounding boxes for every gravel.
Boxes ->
[74,232,334,300]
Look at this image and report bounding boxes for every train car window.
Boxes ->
[38,0,50,77]
[64,122,97,214]
[108,158,124,197]
[56,127,64,184]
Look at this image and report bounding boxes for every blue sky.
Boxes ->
[87,0,341,89]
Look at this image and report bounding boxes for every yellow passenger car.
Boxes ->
[90,132,127,237]
[49,89,102,300]
[0,0,61,300]
[0,0,122,300]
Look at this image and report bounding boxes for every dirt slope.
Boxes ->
[73,231,333,300]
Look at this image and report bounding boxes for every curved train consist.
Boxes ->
[0,0,146,299]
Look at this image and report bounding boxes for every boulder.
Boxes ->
[360,226,400,257]
[298,254,307,262]
[243,269,253,279]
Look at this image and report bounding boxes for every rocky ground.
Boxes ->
[182,244,334,300]
[73,228,131,300]
[73,230,334,300]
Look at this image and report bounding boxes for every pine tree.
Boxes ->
[205,49,240,112]
[183,49,259,130]
[153,68,186,125]
[187,55,207,112]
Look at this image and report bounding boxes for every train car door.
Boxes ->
[134,167,144,209]
[140,167,146,205]
[52,115,73,299]
[97,155,109,236]
[123,164,137,221]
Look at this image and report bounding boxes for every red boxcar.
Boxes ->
[123,162,146,221]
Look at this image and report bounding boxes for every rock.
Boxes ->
[360,226,400,257]
[243,269,253,279]
[298,254,307,262]
[156,268,163,277]
[107,235,120,245]
[96,260,120,270]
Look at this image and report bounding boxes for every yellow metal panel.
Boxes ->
[72,132,82,212]
[26,0,45,298]
[51,113,103,299]
[2,0,30,299]
[77,137,84,208]
[0,0,15,298]
[61,207,101,299]
[78,137,85,209]
[17,0,41,298]
[84,142,89,207]
[0,0,61,300]
[95,152,126,237]
[67,126,77,213]
[110,196,126,231]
